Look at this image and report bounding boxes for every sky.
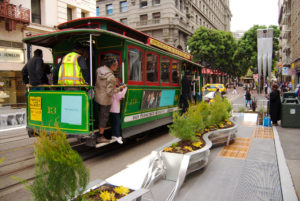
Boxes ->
[230,0,279,32]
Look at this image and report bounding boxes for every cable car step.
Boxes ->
[95,139,117,148]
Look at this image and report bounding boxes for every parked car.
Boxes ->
[202,84,226,94]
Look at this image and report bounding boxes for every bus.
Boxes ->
[24,17,203,147]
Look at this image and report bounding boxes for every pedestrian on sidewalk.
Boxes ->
[245,88,251,108]
[232,85,238,95]
[267,83,281,126]
[110,81,127,144]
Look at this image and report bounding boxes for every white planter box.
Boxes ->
[141,118,238,201]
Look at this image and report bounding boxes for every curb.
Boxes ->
[273,126,298,201]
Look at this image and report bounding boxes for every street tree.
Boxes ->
[187,27,237,75]
[234,25,280,75]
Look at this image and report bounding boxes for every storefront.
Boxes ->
[0,46,27,106]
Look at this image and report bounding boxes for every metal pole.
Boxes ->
[89,34,93,86]
[27,43,31,61]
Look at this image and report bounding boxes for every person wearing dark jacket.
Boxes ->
[180,73,192,114]
[268,84,281,125]
[245,88,251,108]
[22,49,48,86]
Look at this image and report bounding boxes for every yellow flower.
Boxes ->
[99,191,116,201]
[114,186,130,196]
[183,146,193,152]
[204,128,210,132]
[163,147,173,152]
[192,141,203,148]
[227,121,232,125]
[196,132,202,136]
[218,123,224,128]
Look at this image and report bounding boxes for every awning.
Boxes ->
[202,68,225,75]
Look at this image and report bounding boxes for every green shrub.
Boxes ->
[171,142,178,148]
[187,104,205,133]
[196,101,212,128]
[168,111,197,142]
[26,130,89,201]
[209,94,229,125]
[238,106,246,113]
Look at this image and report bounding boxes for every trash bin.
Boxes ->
[281,98,300,128]
[282,92,296,103]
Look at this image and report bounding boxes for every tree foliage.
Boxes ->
[28,130,89,201]
[234,25,280,75]
[187,25,280,77]
[187,27,237,75]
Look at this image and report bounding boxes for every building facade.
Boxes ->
[96,0,231,51]
[278,0,300,87]
[0,0,96,106]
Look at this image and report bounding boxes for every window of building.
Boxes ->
[128,47,144,84]
[31,0,41,24]
[175,0,178,8]
[96,7,100,16]
[67,7,72,21]
[171,60,180,85]
[152,12,160,24]
[106,4,113,15]
[152,0,160,5]
[120,1,128,12]
[180,0,183,11]
[140,0,147,8]
[81,12,86,18]
[120,18,128,25]
[146,52,159,84]
[140,14,148,25]
[160,56,171,85]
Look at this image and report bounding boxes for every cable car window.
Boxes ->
[128,47,143,82]
[172,60,180,85]
[160,56,170,84]
[146,52,159,83]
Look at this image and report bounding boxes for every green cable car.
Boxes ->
[24,17,203,147]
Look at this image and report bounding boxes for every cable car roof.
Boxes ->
[57,17,149,44]
[23,28,129,48]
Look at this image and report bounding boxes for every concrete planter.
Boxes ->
[209,118,238,147]
[72,179,149,201]
[161,131,212,181]
[142,118,238,201]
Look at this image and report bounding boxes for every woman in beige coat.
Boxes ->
[95,58,125,143]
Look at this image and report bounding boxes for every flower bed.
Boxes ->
[74,184,133,201]
[73,180,149,201]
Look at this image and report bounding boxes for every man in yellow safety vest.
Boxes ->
[54,42,89,85]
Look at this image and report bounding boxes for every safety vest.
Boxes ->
[58,52,85,85]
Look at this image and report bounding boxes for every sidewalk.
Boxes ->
[106,113,299,201]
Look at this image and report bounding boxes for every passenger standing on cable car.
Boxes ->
[53,42,89,85]
[22,49,48,86]
[180,72,192,114]
[94,58,126,143]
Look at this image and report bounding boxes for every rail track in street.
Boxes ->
[0,126,171,199]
